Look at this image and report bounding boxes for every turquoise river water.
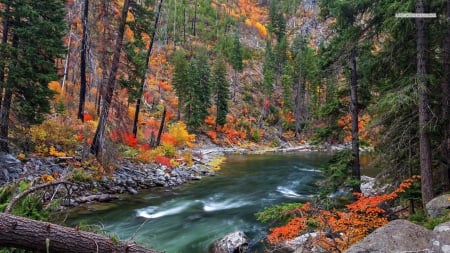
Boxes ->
[67,152,336,252]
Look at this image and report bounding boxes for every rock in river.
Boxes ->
[210,231,249,253]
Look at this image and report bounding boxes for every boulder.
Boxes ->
[430,221,450,253]
[210,231,248,253]
[426,194,450,218]
[344,219,432,253]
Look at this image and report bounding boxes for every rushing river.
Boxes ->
[66,152,334,252]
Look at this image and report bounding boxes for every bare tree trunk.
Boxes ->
[132,0,164,137]
[350,48,361,193]
[78,0,89,122]
[193,0,197,36]
[0,88,12,152]
[0,34,17,153]
[0,2,10,107]
[440,0,450,192]
[0,213,160,253]
[416,0,434,208]
[156,106,166,146]
[90,0,130,157]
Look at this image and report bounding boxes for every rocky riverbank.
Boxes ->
[0,142,364,208]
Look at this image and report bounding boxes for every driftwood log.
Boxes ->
[0,212,161,253]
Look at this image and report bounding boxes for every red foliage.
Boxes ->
[123,133,138,147]
[154,155,172,168]
[83,113,93,121]
[76,133,84,142]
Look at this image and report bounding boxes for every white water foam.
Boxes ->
[136,202,191,219]
[276,186,314,199]
[203,199,248,212]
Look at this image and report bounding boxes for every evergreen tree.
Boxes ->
[262,41,275,96]
[184,49,211,132]
[172,49,189,120]
[229,33,243,100]
[212,54,229,127]
[0,0,66,152]
[268,0,286,42]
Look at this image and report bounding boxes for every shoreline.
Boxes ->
[1,142,372,210]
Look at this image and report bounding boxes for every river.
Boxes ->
[66,152,335,252]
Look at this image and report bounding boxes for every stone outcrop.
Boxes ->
[430,221,450,253]
[344,219,432,253]
[210,231,248,253]
[0,152,22,183]
[426,194,450,218]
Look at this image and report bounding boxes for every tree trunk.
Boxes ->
[440,0,450,192]
[350,48,361,193]
[0,213,160,253]
[132,0,164,137]
[155,106,166,146]
[193,0,197,36]
[0,34,17,153]
[78,0,89,122]
[90,0,130,157]
[0,88,12,152]
[416,0,434,208]
[0,2,10,107]
[294,79,303,137]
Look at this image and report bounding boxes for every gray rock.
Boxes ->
[344,219,432,253]
[211,231,248,253]
[431,221,450,253]
[426,194,450,218]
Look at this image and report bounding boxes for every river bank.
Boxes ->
[1,141,370,209]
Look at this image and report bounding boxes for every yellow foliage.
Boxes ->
[48,81,61,99]
[17,153,26,161]
[208,156,226,172]
[41,174,55,183]
[167,122,195,148]
[49,146,66,157]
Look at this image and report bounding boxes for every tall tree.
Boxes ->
[440,0,450,192]
[319,0,374,192]
[212,54,229,127]
[78,0,89,122]
[184,49,211,132]
[130,0,162,137]
[229,33,243,101]
[0,0,66,152]
[415,0,433,206]
[172,49,188,120]
[90,0,130,157]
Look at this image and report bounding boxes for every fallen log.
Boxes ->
[0,212,161,253]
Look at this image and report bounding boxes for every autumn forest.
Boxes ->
[0,0,449,252]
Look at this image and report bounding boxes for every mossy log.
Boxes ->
[0,212,160,253]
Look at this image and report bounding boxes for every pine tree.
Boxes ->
[0,0,66,152]
[229,33,243,100]
[212,54,229,127]
[185,49,211,132]
[262,41,275,96]
[172,49,189,121]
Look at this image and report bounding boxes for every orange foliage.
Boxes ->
[266,176,421,252]
[338,113,371,143]
[161,132,177,146]
[204,116,216,126]
[207,130,218,142]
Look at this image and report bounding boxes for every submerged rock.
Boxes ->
[210,231,249,253]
